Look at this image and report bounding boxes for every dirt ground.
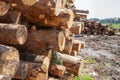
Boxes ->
[76,35,120,80]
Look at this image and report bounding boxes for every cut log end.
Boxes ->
[58,31,66,51]
[0,1,10,16]
[16,25,28,45]
[21,0,39,6]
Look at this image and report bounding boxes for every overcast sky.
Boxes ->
[74,0,120,19]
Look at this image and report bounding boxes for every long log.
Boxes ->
[57,52,84,76]
[0,23,28,45]
[21,29,66,54]
[0,1,10,16]
[73,9,89,14]
[0,44,19,80]
[62,39,73,54]
[49,65,66,78]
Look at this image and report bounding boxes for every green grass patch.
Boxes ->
[85,57,96,63]
[110,23,120,29]
[73,74,94,80]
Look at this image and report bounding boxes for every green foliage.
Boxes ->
[73,74,94,80]
[51,51,63,65]
[85,57,95,63]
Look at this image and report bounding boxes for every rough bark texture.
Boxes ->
[21,29,66,55]
[57,52,84,76]
[49,65,66,78]
[0,9,21,24]
[62,40,73,54]
[1,0,74,29]
[0,1,10,16]
[0,44,19,80]
[70,22,82,34]
[13,56,50,80]
[0,23,28,45]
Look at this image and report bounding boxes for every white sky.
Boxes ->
[74,0,120,19]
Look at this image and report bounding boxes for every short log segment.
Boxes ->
[70,22,82,34]
[57,52,84,76]
[0,23,28,45]
[14,56,50,80]
[62,39,73,54]
[22,29,65,55]
[0,44,19,80]
[49,65,66,78]
[0,1,10,16]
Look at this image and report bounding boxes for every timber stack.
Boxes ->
[0,0,86,80]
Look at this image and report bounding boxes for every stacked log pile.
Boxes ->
[82,20,116,35]
[0,0,86,80]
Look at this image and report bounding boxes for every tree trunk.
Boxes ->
[0,1,10,16]
[0,44,19,80]
[21,29,65,55]
[49,65,66,78]
[57,52,84,76]
[0,23,28,45]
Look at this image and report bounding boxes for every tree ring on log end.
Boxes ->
[58,32,66,51]
[0,1,10,16]
[16,25,28,45]
[22,0,39,6]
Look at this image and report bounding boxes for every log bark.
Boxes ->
[73,9,89,14]
[0,1,10,16]
[72,40,81,51]
[0,23,28,45]
[14,56,50,80]
[0,9,21,24]
[0,44,19,80]
[1,0,74,29]
[57,52,84,76]
[62,39,73,54]
[70,51,77,57]
[70,22,82,34]
[49,65,66,78]
[21,29,65,54]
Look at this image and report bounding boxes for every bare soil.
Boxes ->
[76,35,120,80]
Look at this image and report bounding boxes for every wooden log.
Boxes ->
[49,65,66,78]
[72,40,81,51]
[0,44,19,80]
[75,14,87,19]
[70,51,77,57]
[14,56,50,80]
[21,29,66,54]
[73,9,89,14]
[70,22,82,34]
[0,1,10,16]
[0,23,28,45]
[57,52,84,76]
[1,1,74,29]
[0,9,21,24]
[80,41,85,49]
[1,0,63,15]
[62,39,73,54]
